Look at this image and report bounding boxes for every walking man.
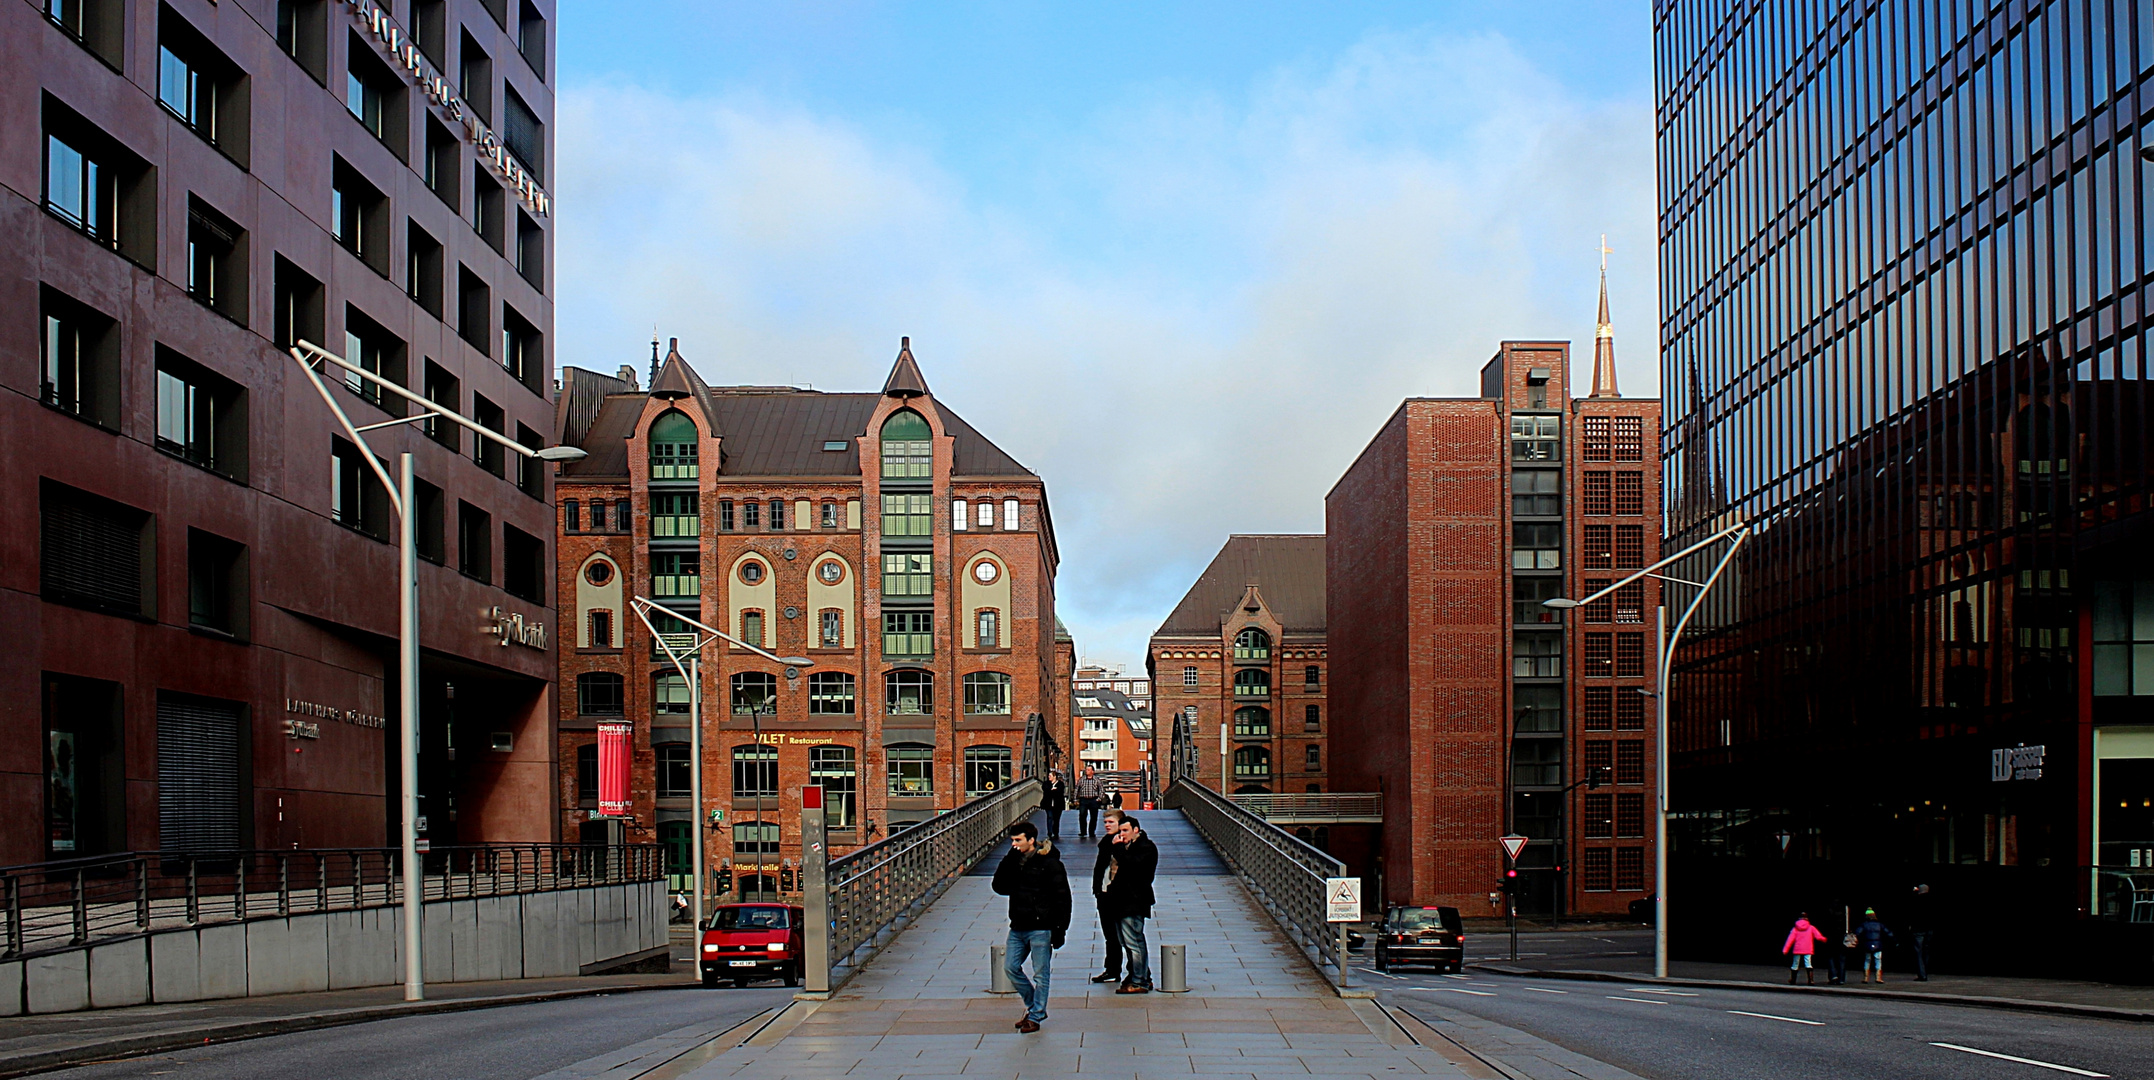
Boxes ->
[991,821,1070,1033]
[1075,767,1105,838]
[1040,770,1068,841]
[1087,809,1127,985]
[1103,812,1159,993]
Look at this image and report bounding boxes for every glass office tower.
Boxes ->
[1657,1,2154,976]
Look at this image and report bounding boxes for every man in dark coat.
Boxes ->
[1040,770,1068,841]
[991,821,1070,1032]
[1103,812,1160,992]
[1087,809,1127,984]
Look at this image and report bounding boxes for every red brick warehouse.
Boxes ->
[552,338,1060,899]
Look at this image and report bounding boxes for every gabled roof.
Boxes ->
[1155,534,1326,637]
[882,337,930,398]
[650,339,704,401]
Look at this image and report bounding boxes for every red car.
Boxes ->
[700,903,805,987]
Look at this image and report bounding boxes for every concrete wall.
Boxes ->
[0,881,666,1016]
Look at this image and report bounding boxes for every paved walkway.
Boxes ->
[685,810,1468,1079]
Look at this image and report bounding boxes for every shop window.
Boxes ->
[810,746,856,827]
[732,745,777,799]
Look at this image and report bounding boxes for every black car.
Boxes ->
[1374,905,1464,973]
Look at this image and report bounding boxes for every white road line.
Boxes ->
[1727,1009,1823,1026]
[1443,988,1497,996]
[1620,987,1701,996]
[1931,1043,2109,1077]
[1440,973,1473,980]
[1524,987,1569,994]
[1606,996,1668,1005]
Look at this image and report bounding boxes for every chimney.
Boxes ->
[616,365,639,390]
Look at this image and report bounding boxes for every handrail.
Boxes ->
[1228,792,1383,822]
[1168,778,1350,986]
[0,844,662,961]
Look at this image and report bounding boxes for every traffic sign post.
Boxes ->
[1499,834,1527,961]
[1325,877,1361,988]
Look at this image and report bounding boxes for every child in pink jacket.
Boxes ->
[1782,913,1827,984]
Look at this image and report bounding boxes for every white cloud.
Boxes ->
[555,29,1655,668]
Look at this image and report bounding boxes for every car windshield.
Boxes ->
[1389,907,1463,933]
[707,906,790,931]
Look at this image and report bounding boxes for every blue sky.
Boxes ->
[554,2,1658,670]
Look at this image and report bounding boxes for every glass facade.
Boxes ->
[1659,0,2154,972]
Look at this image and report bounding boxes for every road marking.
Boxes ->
[1727,1010,1823,1026]
[1930,1043,2109,1077]
[1524,987,1569,994]
[1440,973,1473,980]
[1605,996,1668,1005]
[1443,988,1497,996]
[1620,987,1700,996]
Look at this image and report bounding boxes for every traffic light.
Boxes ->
[1588,766,1610,790]
[1500,868,1518,895]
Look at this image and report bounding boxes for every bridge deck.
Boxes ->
[686,810,1465,1078]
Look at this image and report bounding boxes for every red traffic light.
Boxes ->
[1504,869,1518,878]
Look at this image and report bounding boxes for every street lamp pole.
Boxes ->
[1542,516,1751,980]
[285,340,585,1001]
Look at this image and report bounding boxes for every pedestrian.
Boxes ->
[1087,809,1127,985]
[1782,911,1826,985]
[1040,770,1068,841]
[1824,905,1850,985]
[1856,907,1894,984]
[1103,811,1159,993]
[1907,884,1933,981]
[1075,767,1105,839]
[990,821,1070,1033]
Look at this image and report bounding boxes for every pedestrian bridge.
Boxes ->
[1229,791,1384,824]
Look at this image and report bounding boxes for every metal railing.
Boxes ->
[1168,777,1350,986]
[1228,792,1383,824]
[1,844,662,960]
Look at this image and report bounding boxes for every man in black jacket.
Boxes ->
[1103,812,1160,992]
[991,821,1070,1032]
[1087,809,1127,984]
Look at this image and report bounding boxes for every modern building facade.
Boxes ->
[5,0,559,866]
[1327,302,1662,917]
[1658,1,2154,974]
[552,339,1059,900]
[1070,662,1152,779]
[1148,535,1330,798]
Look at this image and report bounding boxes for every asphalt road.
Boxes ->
[1358,961,2151,1080]
[42,985,793,1080]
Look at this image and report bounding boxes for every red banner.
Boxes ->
[597,722,632,816]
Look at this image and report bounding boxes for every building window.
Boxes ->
[1233,706,1269,738]
[819,609,844,648]
[48,0,124,65]
[503,86,544,181]
[342,308,406,409]
[808,672,855,715]
[1581,525,1611,570]
[185,199,245,321]
[1304,665,1320,689]
[1617,690,1647,730]
[1233,627,1271,661]
[576,743,597,803]
[883,493,932,536]
[1615,525,1648,569]
[1512,738,1560,786]
[881,410,932,479]
[1583,687,1612,731]
[277,1,327,79]
[1615,740,1646,785]
[331,440,390,540]
[1616,793,1646,837]
[185,529,246,636]
[1002,499,1019,531]
[1581,471,1610,516]
[653,672,689,715]
[1304,704,1320,732]
[740,611,765,649]
[1514,633,1562,678]
[716,499,734,531]
[977,502,995,528]
[732,745,777,799]
[562,499,579,533]
[423,115,458,205]
[886,669,933,714]
[1615,634,1647,678]
[951,498,967,531]
[1514,576,1564,624]
[648,611,692,659]
[652,551,699,598]
[40,286,120,427]
[503,526,543,603]
[1304,744,1321,771]
[614,499,630,532]
[459,28,492,121]
[1582,633,1612,677]
[1182,666,1199,693]
[160,12,248,156]
[1583,793,1612,838]
[1615,847,1645,892]
[1584,740,1612,784]
[1614,471,1644,515]
[1613,417,1644,461]
[1232,745,1270,780]
[1615,581,1646,624]
[405,221,444,316]
[810,746,857,827]
[1582,848,1612,891]
[767,499,784,530]
[453,500,491,579]
[884,612,933,657]
[886,744,934,796]
[964,672,1011,715]
[651,493,697,537]
[732,672,777,715]
[733,821,779,856]
[821,502,838,528]
[344,30,406,151]
[587,609,613,648]
[577,672,623,715]
[412,479,445,564]
[976,610,1000,648]
[1513,523,1561,569]
[1514,468,1560,516]
[155,349,245,479]
[420,359,457,450]
[40,480,153,618]
[1581,416,1611,461]
[654,743,690,799]
[458,265,491,351]
[1510,414,1559,460]
[471,166,504,251]
[964,746,1013,796]
[1232,668,1270,698]
[331,158,388,273]
[883,554,932,596]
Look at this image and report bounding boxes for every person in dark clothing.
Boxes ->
[1040,771,1068,841]
[1075,768,1105,838]
[1087,809,1127,984]
[991,821,1070,1032]
[1856,907,1894,984]
[1823,906,1850,985]
[1103,812,1160,992]
[1907,884,1934,981]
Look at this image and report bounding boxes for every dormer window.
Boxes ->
[649,410,697,479]
[881,410,931,479]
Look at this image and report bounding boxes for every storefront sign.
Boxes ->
[285,698,387,728]
[597,722,632,815]
[755,733,837,746]
[488,606,549,650]
[1991,744,2046,782]
[283,719,322,740]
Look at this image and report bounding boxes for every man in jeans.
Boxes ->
[1087,809,1127,984]
[1074,767,1105,838]
[990,821,1070,1032]
[1102,812,1160,993]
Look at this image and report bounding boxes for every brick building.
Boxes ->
[1327,275,1662,917]
[1069,663,1151,779]
[552,338,1058,899]
[1148,535,1328,797]
[4,0,560,864]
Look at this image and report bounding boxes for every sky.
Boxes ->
[553,1,1659,672]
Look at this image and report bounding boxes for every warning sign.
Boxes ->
[1325,877,1362,922]
[1500,834,1528,861]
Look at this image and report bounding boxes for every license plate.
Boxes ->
[1419,936,1438,943]
[728,960,760,967]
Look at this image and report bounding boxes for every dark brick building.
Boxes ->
[4,0,560,865]
[552,338,1059,899]
[1327,278,1662,917]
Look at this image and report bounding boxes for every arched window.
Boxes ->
[653,672,689,714]
[808,672,855,715]
[732,745,777,798]
[648,410,698,478]
[963,672,1012,714]
[1234,627,1271,661]
[1233,706,1269,738]
[1233,668,1270,698]
[886,669,933,715]
[964,745,1013,796]
[1233,745,1271,780]
[880,410,932,479]
[732,671,777,715]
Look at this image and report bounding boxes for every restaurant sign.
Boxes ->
[1991,744,2046,782]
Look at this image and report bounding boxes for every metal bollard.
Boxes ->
[989,943,1017,993]
[1157,944,1189,993]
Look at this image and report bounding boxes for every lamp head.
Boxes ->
[534,446,589,462]
[778,657,813,667]
[1541,598,1580,609]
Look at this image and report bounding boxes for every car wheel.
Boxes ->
[1374,946,1388,972]
[783,963,800,988]
[701,972,719,988]
[1449,962,1464,974]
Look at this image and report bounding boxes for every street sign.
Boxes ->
[1500,834,1528,861]
[1325,877,1362,922]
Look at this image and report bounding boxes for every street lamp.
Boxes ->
[285,339,586,1002]
[628,598,810,942]
[1542,516,1751,980]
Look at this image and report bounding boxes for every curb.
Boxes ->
[0,979,699,1079]
[1469,964,2154,1024]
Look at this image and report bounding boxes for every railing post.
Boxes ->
[803,786,830,994]
[235,856,248,920]
[4,876,21,957]
[278,854,292,916]
[136,858,151,930]
[186,858,200,925]
[70,869,88,946]
[317,853,328,912]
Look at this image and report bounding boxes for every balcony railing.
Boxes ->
[651,515,698,538]
[651,574,700,597]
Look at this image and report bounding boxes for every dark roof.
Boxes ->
[559,394,644,478]
[1155,535,1326,637]
[555,366,635,448]
[649,342,704,401]
[882,337,930,398]
[1073,687,1139,717]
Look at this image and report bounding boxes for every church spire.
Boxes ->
[1590,235,1620,398]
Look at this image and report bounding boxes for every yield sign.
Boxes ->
[1500,834,1528,862]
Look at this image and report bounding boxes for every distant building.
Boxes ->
[1070,673,1152,786]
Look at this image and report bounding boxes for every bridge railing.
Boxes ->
[1168,777,1351,988]
[1227,792,1382,823]
[1,844,663,960]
